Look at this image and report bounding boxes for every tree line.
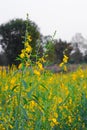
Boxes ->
[0,18,87,66]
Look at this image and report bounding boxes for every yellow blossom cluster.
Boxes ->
[59,54,69,72]
[19,36,32,59]
[33,57,45,76]
[0,15,87,129]
[0,66,87,129]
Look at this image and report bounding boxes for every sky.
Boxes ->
[0,0,87,42]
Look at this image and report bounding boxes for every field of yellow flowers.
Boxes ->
[0,15,87,130]
[0,64,87,130]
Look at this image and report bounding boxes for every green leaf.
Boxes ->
[22,80,28,89]
[23,97,28,104]
[12,85,18,91]
[40,84,48,91]
[27,87,35,98]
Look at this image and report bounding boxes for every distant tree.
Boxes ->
[70,48,83,64]
[54,39,73,63]
[0,53,8,66]
[42,37,73,64]
[83,50,87,63]
[0,18,41,66]
[42,35,57,64]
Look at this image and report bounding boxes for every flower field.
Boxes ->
[0,15,87,130]
[0,65,87,130]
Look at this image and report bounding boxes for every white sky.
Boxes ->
[0,0,87,41]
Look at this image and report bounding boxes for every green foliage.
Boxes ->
[0,21,87,129]
[42,32,73,65]
[70,48,83,64]
[0,18,41,66]
[0,65,87,130]
[54,39,73,63]
[44,35,56,64]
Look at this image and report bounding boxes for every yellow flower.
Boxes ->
[72,73,77,80]
[20,53,25,58]
[58,97,63,104]
[63,55,68,63]
[68,116,72,123]
[4,85,8,91]
[25,53,30,58]
[52,118,58,125]
[39,57,46,63]
[59,62,64,67]
[30,100,36,108]
[18,63,22,69]
[10,77,16,84]
[64,65,67,71]
[69,98,72,105]
[54,112,58,118]
[21,49,25,53]
[9,124,13,129]
[24,41,29,47]
[34,69,40,76]
[27,35,32,42]
[50,118,58,128]
[25,45,32,53]
[64,55,68,60]
[26,62,30,67]
[36,62,44,71]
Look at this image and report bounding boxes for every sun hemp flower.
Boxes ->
[59,54,68,71]
[63,55,68,63]
[19,35,32,60]
[25,45,32,53]
[59,62,64,67]
[33,69,40,76]
[20,53,25,59]
[27,35,32,42]
[36,62,44,71]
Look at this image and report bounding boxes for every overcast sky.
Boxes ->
[0,0,87,41]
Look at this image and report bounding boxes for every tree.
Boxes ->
[0,18,41,66]
[43,35,57,64]
[0,53,8,66]
[41,37,73,65]
[54,39,73,63]
[83,50,87,63]
[70,48,83,64]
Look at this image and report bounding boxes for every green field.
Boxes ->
[0,65,87,130]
